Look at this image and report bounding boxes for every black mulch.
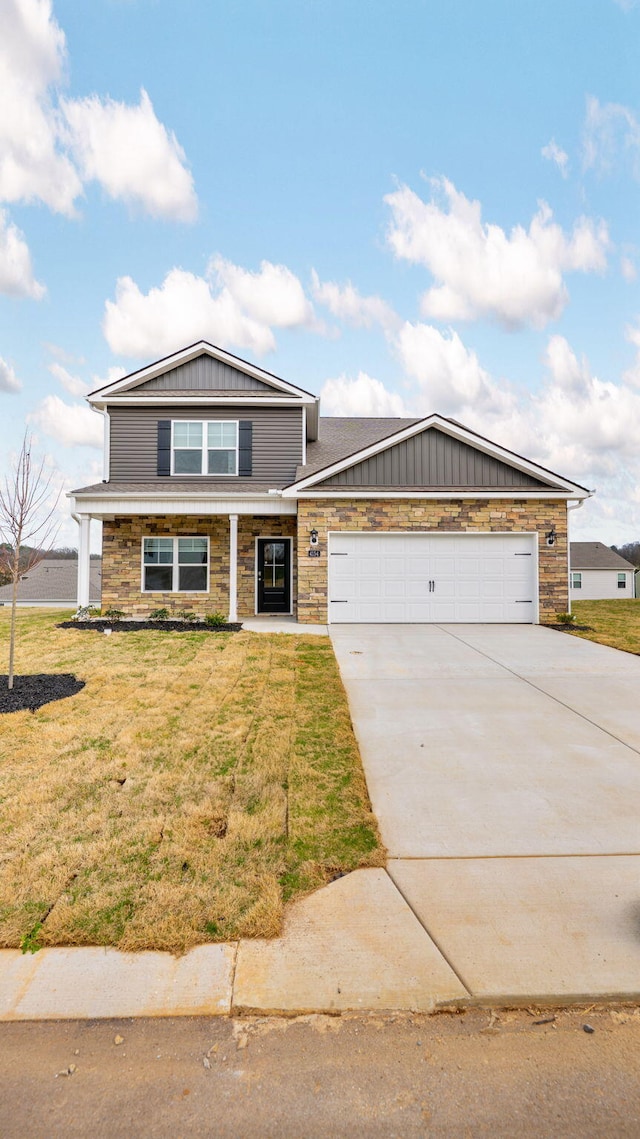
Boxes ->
[57,620,242,633]
[0,674,85,714]
[542,623,593,631]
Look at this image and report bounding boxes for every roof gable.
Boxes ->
[286,415,591,496]
[88,341,316,403]
[312,425,549,489]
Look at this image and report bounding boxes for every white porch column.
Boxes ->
[228,513,238,622]
[77,514,91,608]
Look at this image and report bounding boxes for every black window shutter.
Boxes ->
[157,420,171,476]
[238,421,252,477]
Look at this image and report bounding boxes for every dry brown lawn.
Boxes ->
[570,599,640,655]
[0,610,384,954]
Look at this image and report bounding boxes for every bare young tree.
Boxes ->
[0,435,60,689]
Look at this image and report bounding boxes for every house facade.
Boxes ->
[69,342,590,625]
[570,542,636,600]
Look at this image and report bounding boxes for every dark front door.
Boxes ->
[257,538,291,614]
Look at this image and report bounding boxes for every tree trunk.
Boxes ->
[7,548,20,690]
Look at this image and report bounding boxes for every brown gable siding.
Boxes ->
[108,404,303,484]
[314,427,550,489]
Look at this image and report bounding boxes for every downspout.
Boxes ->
[566,493,594,614]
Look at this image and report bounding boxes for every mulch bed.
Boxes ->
[57,620,242,633]
[0,674,86,714]
[542,624,593,632]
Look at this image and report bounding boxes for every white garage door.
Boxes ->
[328,532,537,623]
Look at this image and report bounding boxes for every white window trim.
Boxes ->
[141,535,210,593]
[254,535,293,615]
[170,419,239,477]
[618,572,627,588]
[571,572,582,588]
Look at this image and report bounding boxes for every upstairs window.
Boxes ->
[618,572,627,589]
[571,572,582,589]
[172,420,238,475]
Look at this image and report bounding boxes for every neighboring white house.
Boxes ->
[570,543,636,600]
[0,558,101,608]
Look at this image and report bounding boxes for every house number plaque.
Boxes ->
[307,549,321,558]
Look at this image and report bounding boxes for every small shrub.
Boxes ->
[556,612,576,625]
[103,607,125,621]
[74,604,98,620]
[205,612,227,627]
[149,607,170,620]
[181,611,197,622]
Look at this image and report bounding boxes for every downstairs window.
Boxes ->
[142,537,209,592]
[571,572,582,589]
[618,573,627,589]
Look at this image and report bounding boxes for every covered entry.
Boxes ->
[328,532,538,623]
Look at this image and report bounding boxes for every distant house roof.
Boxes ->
[0,558,101,603]
[570,542,635,571]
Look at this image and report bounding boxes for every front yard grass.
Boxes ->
[0,610,384,954]
[570,598,640,654]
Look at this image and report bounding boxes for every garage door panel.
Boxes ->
[328,533,537,623]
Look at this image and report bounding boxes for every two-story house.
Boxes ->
[69,340,590,624]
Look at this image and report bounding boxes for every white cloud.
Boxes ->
[533,335,640,479]
[621,254,637,281]
[28,394,103,448]
[103,259,319,358]
[582,95,640,178]
[0,356,21,392]
[210,256,314,328]
[541,139,569,178]
[62,90,197,222]
[395,321,514,417]
[320,372,406,417]
[0,0,81,215]
[48,361,89,397]
[385,178,608,329]
[0,208,45,298]
[0,0,196,222]
[311,271,400,334]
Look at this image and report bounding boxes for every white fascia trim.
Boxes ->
[88,342,316,401]
[292,490,576,500]
[69,493,297,517]
[284,414,590,496]
[301,406,307,466]
[90,395,314,408]
[103,409,110,480]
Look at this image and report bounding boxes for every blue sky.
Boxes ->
[1,0,640,545]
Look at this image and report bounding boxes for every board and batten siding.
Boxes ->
[108,405,303,483]
[134,356,275,392]
[315,428,549,489]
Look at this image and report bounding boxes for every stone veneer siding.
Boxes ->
[101,514,297,618]
[296,498,568,624]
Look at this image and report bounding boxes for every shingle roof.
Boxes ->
[72,481,279,495]
[295,417,421,480]
[570,542,636,571]
[0,559,101,603]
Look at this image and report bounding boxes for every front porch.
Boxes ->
[79,512,298,621]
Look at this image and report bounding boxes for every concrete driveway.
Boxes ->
[330,624,640,1000]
